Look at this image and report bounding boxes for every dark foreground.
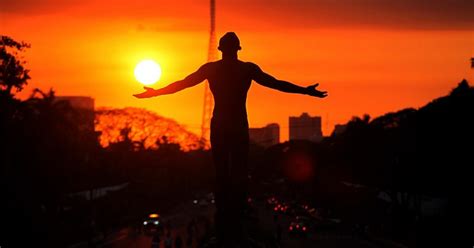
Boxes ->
[69,197,404,248]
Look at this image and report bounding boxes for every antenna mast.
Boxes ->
[201,0,217,144]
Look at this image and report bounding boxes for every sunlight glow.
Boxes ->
[134,59,162,85]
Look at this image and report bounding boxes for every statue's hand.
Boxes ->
[133,86,157,99]
[305,83,328,98]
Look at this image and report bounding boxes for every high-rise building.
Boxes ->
[249,123,280,147]
[289,112,322,142]
[55,96,95,132]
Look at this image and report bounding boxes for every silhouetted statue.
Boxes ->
[134,32,327,247]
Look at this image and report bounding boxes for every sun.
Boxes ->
[134,59,162,85]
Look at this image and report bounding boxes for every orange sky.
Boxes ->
[2,0,473,141]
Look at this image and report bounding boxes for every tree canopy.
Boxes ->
[0,35,31,97]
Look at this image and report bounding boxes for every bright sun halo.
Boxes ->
[134,59,162,85]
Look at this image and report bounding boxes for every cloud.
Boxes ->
[2,0,473,30]
[0,0,208,33]
[0,0,202,18]
[222,0,474,30]
[0,0,83,14]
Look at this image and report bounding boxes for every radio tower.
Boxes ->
[201,0,217,142]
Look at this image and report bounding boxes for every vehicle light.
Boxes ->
[289,226,293,231]
[302,226,307,231]
[296,224,300,229]
[154,221,159,225]
[143,221,147,225]
[193,200,198,204]
[274,207,278,211]
[149,214,159,218]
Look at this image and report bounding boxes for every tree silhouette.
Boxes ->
[0,35,31,97]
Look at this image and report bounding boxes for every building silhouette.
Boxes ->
[332,124,347,136]
[55,96,95,132]
[249,123,280,147]
[289,112,322,142]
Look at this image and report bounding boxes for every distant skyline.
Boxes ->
[2,0,473,141]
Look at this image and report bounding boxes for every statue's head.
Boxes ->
[218,32,241,53]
